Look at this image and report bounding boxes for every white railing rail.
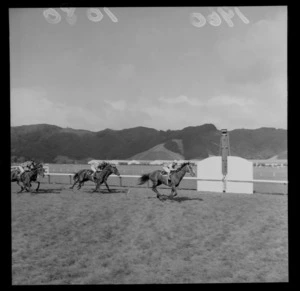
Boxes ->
[42,173,288,185]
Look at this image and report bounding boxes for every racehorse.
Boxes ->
[138,162,196,200]
[11,168,23,190]
[13,163,46,193]
[70,169,95,190]
[70,164,120,192]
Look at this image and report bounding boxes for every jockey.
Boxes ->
[90,161,109,180]
[162,161,177,182]
[99,161,110,170]
[17,159,36,177]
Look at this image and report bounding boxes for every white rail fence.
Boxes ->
[43,173,288,186]
[11,166,288,186]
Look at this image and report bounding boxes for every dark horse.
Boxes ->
[70,164,121,192]
[11,163,46,193]
[138,162,196,200]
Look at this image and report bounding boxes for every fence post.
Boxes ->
[119,176,122,187]
[48,175,50,184]
[69,175,72,184]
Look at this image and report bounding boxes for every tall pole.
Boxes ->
[220,129,230,192]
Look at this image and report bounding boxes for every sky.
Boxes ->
[9,6,287,131]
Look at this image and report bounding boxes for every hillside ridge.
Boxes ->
[11,123,287,163]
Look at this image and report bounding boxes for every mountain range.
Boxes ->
[11,123,287,163]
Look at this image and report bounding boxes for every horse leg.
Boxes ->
[23,182,32,192]
[20,180,30,192]
[27,182,33,192]
[17,182,24,193]
[104,180,111,192]
[70,179,79,189]
[151,181,164,200]
[16,181,23,193]
[69,181,76,189]
[93,181,102,193]
[77,182,83,190]
[170,185,177,197]
[17,188,24,193]
[93,184,100,193]
[35,181,40,192]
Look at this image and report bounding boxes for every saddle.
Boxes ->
[18,171,26,180]
[161,170,175,179]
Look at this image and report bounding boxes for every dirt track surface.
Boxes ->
[11,183,288,284]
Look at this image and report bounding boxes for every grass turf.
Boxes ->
[11,184,288,284]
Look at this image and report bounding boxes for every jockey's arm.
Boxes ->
[168,164,174,170]
[91,164,97,172]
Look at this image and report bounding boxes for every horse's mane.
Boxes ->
[103,163,111,170]
[175,162,190,172]
[32,163,44,172]
[105,163,117,168]
[102,163,116,172]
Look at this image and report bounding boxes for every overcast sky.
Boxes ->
[10,6,287,131]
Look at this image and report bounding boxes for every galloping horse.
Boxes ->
[13,163,46,193]
[138,162,196,200]
[70,164,120,192]
[70,169,94,190]
[11,168,23,189]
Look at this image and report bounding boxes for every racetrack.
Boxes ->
[11,183,288,284]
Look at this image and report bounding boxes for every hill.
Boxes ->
[11,123,287,163]
[268,150,287,160]
[130,142,185,160]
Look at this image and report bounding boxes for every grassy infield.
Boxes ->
[12,171,288,284]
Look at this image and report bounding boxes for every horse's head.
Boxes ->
[36,163,46,177]
[102,163,120,176]
[181,162,196,177]
[110,164,120,176]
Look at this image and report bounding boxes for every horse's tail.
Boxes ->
[11,170,18,181]
[73,172,79,181]
[138,174,150,185]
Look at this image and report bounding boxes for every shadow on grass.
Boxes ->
[81,188,129,195]
[32,188,63,194]
[147,195,203,203]
[13,188,63,194]
[168,196,203,203]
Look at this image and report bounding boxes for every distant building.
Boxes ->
[150,160,163,165]
[88,160,103,165]
[128,160,140,165]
